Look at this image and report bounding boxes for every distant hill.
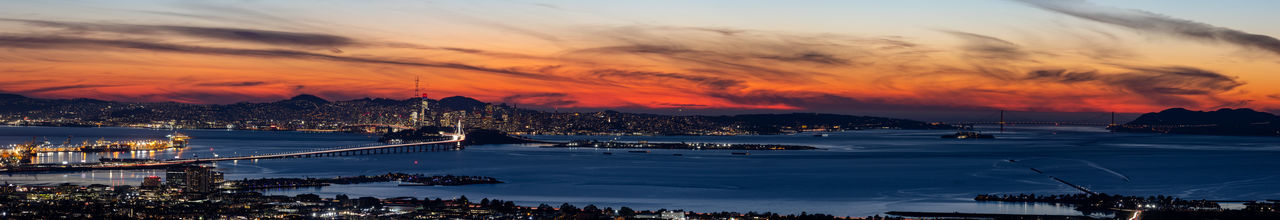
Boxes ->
[286,94,330,104]
[1113,108,1280,136]
[0,93,951,135]
[436,96,487,111]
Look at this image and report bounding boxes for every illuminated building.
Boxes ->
[141,176,162,189]
[166,166,222,193]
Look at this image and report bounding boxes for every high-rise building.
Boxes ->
[164,167,186,189]
[141,176,162,189]
[165,166,221,193]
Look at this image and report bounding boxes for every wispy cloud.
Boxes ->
[2,19,355,49]
[0,10,1263,114]
[1016,0,1280,57]
[1024,66,1243,105]
[500,92,577,106]
[0,35,560,81]
[20,84,121,93]
[195,81,271,87]
[941,30,1035,62]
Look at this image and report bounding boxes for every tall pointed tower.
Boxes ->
[412,76,435,127]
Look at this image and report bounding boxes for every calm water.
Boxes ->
[3,126,1279,217]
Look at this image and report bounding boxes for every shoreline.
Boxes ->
[0,124,936,137]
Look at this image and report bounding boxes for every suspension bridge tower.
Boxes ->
[999,110,1006,132]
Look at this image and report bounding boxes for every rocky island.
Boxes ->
[1111,108,1280,136]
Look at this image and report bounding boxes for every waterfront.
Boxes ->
[3,126,1280,216]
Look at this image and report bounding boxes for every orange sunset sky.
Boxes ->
[3,0,1280,117]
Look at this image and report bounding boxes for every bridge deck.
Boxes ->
[180,135,463,162]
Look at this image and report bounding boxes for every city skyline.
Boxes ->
[7,2,1280,219]
[3,0,1280,116]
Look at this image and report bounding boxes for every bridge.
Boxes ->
[950,110,1120,131]
[954,121,1114,126]
[180,134,463,162]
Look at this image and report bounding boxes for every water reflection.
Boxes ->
[4,126,1280,217]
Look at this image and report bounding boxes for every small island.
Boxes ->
[546,140,818,150]
[226,173,502,190]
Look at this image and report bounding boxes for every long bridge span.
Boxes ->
[180,134,463,163]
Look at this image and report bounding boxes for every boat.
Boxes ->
[731,152,750,155]
[813,134,829,137]
[941,131,995,139]
[78,141,134,152]
[167,132,191,148]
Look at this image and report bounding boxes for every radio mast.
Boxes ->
[413,76,420,127]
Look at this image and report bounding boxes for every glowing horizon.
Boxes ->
[3,0,1280,115]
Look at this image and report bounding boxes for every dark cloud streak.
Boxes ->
[195,81,270,87]
[1016,0,1280,57]
[2,19,355,48]
[590,69,745,91]
[500,93,578,106]
[941,30,1034,62]
[1024,66,1244,105]
[0,35,560,81]
[20,84,120,93]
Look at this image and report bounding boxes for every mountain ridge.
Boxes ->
[1113,108,1280,136]
[0,93,951,134]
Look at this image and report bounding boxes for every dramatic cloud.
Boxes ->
[500,93,578,106]
[589,69,746,91]
[1025,66,1244,105]
[1025,69,1099,83]
[0,4,1272,117]
[2,19,355,49]
[755,52,851,65]
[942,30,1033,61]
[19,84,121,93]
[1110,66,1244,95]
[100,90,288,104]
[1017,0,1280,57]
[0,35,558,81]
[564,26,932,83]
[195,81,270,87]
